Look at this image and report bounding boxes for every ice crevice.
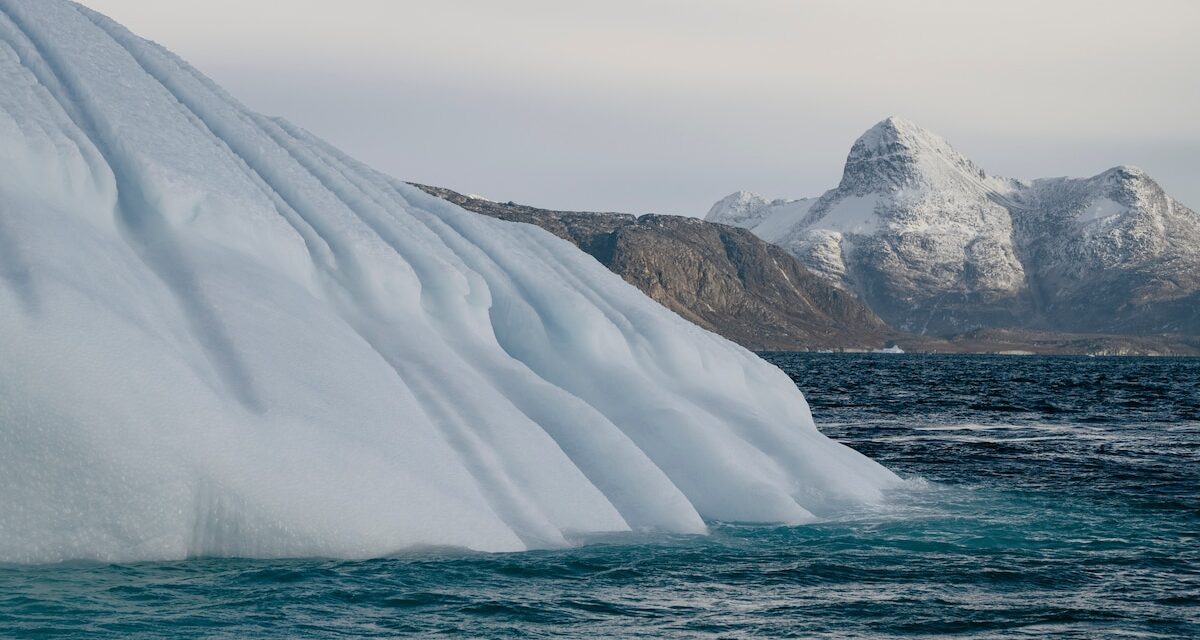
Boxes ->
[0,0,900,563]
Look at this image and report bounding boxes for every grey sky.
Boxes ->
[78,0,1199,215]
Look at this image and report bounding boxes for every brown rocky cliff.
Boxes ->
[413,184,888,350]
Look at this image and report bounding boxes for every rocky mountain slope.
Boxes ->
[415,185,889,350]
[708,117,1200,337]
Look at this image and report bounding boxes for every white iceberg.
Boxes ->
[0,0,898,563]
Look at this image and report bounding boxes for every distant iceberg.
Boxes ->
[0,0,898,563]
[875,345,906,354]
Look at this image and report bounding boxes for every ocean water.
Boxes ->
[1,354,1197,638]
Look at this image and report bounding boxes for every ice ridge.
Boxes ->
[0,0,898,563]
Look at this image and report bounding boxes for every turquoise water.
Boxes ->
[2,354,1197,638]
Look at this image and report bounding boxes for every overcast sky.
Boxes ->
[77,0,1199,215]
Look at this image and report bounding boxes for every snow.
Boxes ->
[1076,197,1124,224]
[1017,164,1198,272]
[792,228,849,285]
[0,0,899,564]
[712,120,1191,292]
[809,194,880,235]
[749,199,817,241]
[710,114,1200,336]
[712,116,1200,334]
[706,195,815,244]
[705,190,771,228]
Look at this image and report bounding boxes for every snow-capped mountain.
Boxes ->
[708,117,1200,335]
[0,0,897,563]
[1009,166,1200,334]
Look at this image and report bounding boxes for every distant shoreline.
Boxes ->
[756,349,1200,358]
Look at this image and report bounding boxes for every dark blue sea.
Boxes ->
[2,354,1197,638]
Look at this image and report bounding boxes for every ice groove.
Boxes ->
[0,0,263,412]
[0,0,900,563]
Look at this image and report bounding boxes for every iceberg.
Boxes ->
[0,0,898,563]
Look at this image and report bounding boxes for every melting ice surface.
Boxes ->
[0,0,898,564]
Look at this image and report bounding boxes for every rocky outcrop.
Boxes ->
[414,184,889,350]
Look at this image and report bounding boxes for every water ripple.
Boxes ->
[1,354,1198,638]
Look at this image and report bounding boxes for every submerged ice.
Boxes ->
[0,0,898,564]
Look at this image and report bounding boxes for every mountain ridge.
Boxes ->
[413,184,891,351]
[708,117,1200,336]
[424,186,1200,356]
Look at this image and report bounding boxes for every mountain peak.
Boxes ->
[849,116,964,165]
[857,116,935,146]
[705,190,770,225]
[1103,165,1149,182]
[839,117,993,193]
[1090,165,1170,209]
